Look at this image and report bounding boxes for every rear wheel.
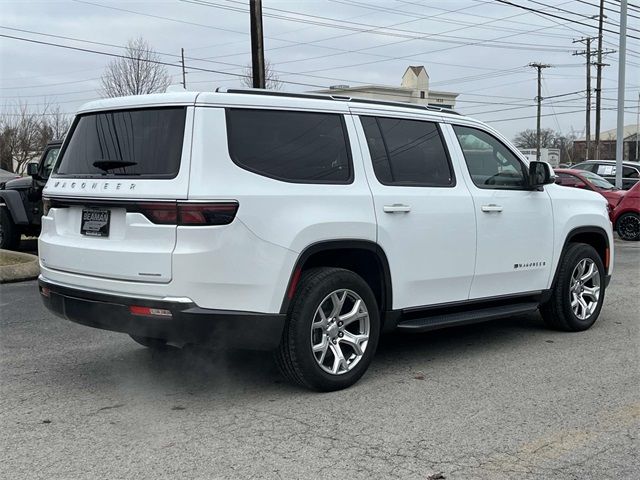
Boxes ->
[129,334,168,351]
[616,213,640,241]
[276,267,380,391]
[0,207,20,250]
[541,243,605,331]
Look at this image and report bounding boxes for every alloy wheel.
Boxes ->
[310,289,370,375]
[618,214,640,240]
[569,258,601,320]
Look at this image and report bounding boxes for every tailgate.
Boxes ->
[39,106,194,283]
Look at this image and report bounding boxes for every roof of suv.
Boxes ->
[77,89,467,123]
[576,160,640,167]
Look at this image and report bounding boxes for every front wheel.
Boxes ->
[616,213,640,241]
[541,243,606,331]
[276,267,380,391]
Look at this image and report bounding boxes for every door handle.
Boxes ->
[481,204,503,213]
[383,204,411,213]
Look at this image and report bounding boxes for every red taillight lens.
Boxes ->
[129,201,238,226]
[178,202,239,226]
[133,202,178,224]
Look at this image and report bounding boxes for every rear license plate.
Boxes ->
[81,209,110,237]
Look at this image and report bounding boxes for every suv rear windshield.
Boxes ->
[54,107,186,178]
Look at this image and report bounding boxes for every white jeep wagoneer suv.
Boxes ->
[39,89,613,391]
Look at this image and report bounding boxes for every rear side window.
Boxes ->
[573,162,596,173]
[360,116,454,187]
[226,109,352,184]
[55,107,186,178]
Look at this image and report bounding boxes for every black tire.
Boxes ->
[0,207,20,250]
[616,213,640,241]
[275,267,380,391]
[129,334,168,350]
[541,243,606,331]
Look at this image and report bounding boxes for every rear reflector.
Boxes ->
[129,306,173,317]
[40,286,50,297]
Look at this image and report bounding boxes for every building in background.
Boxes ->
[573,125,640,162]
[312,66,459,109]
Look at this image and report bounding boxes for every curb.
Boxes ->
[0,250,40,283]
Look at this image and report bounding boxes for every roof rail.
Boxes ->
[215,87,460,115]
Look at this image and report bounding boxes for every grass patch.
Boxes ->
[0,250,31,267]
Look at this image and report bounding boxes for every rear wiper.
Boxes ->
[92,160,137,172]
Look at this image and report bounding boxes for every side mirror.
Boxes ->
[27,162,39,177]
[529,161,554,190]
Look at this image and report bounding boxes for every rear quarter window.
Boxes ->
[226,108,353,184]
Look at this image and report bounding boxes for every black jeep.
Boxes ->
[0,140,62,250]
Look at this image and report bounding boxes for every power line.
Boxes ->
[492,0,640,39]
[0,32,327,90]
[181,0,576,52]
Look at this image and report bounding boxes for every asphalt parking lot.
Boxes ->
[1,240,638,480]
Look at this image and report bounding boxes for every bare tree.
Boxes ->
[0,102,71,173]
[100,37,171,98]
[513,128,557,149]
[241,60,283,90]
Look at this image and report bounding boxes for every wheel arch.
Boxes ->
[0,190,29,224]
[549,226,610,294]
[280,240,392,318]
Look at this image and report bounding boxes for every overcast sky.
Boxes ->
[1,0,639,141]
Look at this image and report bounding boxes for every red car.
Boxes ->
[554,168,626,219]
[611,181,640,241]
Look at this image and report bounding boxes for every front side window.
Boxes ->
[226,109,352,184]
[41,147,60,179]
[453,125,528,189]
[55,107,186,178]
[360,116,454,187]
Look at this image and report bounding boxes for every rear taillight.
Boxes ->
[131,201,238,226]
[42,197,51,216]
[178,202,239,225]
[132,202,178,224]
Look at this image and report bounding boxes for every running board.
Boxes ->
[396,302,539,332]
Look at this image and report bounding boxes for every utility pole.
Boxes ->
[573,37,595,160]
[180,48,186,89]
[615,0,628,189]
[530,63,551,161]
[636,93,640,162]
[595,0,605,159]
[249,0,266,88]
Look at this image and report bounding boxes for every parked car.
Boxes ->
[611,181,640,241]
[0,168,20,186]
[554,168,626,219]
[572,160,640,190]
[0,140,62,249]
[38,90,613,391]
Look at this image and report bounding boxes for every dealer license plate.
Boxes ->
[81,209,110,237]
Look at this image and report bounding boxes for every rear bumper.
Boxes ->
[38,278,286,350]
